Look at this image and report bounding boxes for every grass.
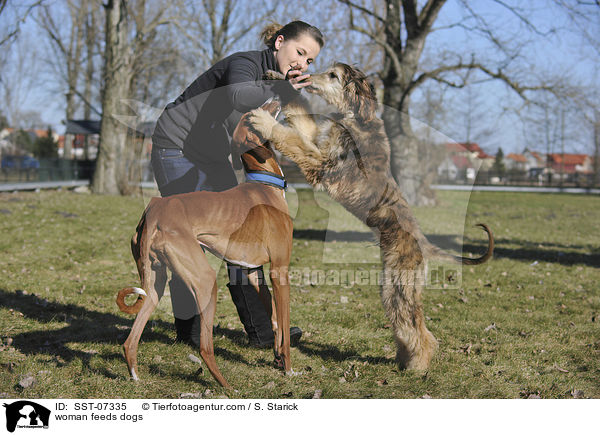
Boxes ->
[0,188,598,399]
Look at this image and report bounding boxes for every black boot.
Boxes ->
[174,315,201,348]
[227,283,303,348]
[227,283,275,347]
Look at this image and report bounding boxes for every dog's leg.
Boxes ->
[248,109,323,169]
[198,279,232,389]
[380,266,438,371]
[162,228,231,388]
[123,264,166,381]
[269,263,291,373]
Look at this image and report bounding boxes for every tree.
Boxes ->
[33,127,58,158]
[13,129,33,155]
[0,111,8,130]
[92,0,171,194]
[37,1,90,159]
[594,110,600,187]
[0,0,44,47]
[493,147,505,179]
[335,0,594,205]
[173,0,279,68]
[92,0,131,194]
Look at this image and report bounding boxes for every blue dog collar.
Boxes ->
[246,171,287,190]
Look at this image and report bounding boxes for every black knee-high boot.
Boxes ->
[227,283,275,347]
[174,315,201,348]
[227,265,302,348]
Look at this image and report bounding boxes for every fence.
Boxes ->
[0,158,95,183]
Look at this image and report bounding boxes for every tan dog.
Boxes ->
[248,64,493,371]
[116,101,293,388]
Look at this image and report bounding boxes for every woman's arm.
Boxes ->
[224,56,299,112]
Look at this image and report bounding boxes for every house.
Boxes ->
[438,154,475,182]
[546,153,593,182]
[63,120,101,159]
[438,142,487,182]
[461,142,495,170]
[522,149,547,181]
[505,153,528,171]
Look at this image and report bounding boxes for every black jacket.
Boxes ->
[152,48,298,164]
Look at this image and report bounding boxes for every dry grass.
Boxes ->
[0,188,598,398]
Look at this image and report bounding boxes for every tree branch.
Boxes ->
[339,0,403,75]
[411,59,557,100]
[336,0,385,23]
[0,0,44,46]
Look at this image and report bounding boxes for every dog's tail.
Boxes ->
[116,287,147,314]
[117,198,161,315]
[423,223,494,265]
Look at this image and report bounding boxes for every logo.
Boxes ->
[3,401,51,432]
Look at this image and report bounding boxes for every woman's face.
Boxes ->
[273,33,321,76]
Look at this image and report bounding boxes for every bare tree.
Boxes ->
[594,109,600,187]
[0,1,44,46]
[335,0,594,204]
[172,0,280,69]
[37,1,91,159]
[93,0,172,194]
[0,33,39,128]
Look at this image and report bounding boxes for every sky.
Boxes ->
[1,0,598,156]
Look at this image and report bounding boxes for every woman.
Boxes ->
[151,21,324,349]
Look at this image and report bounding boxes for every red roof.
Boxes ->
[547,154,588,165]
[32,129,51,138]
[451,155,473,169]
[477,151,494,159]
[445,142,468,153]
[507,153,527,163]
[529,151,544,162]
[463,143,483,153]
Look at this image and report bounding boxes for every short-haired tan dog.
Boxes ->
[116,101,293,388]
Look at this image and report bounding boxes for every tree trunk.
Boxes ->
[92,0,131,195]
[381,36,434,206]
[383,91,436,207]
[379,0,437,206]
[83,0,97,161]
[594,112,600,188]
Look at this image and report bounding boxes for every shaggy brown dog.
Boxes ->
[249,63,494,370]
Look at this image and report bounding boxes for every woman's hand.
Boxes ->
[286,67,312,91]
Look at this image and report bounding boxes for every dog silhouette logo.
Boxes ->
[3,401,51,432]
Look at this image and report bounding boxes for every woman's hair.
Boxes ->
[261,21,324,49]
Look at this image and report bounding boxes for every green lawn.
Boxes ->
[0,188,598,398]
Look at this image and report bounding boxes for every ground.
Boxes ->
[0,188,598,398]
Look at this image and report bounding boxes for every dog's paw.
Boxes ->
[248,108,277,140]
[263,69,285,81]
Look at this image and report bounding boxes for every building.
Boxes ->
[546,153,593,182]
[505,153,527,171]
[438,142,493,182]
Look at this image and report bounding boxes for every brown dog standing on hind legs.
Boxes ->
[248,64,494,371]
[115,100,293,389]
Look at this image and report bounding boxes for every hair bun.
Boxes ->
[260,22,283,47]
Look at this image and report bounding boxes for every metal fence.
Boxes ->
[0,158,95,183]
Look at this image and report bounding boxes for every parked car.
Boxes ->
[1,155,40,169]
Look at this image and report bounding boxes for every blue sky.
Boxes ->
[1,0,598,155]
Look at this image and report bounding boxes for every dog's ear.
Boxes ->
[247,144,274,163]
[349,80,376,123]
[356,83,376,123]
[343,65,377,123]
